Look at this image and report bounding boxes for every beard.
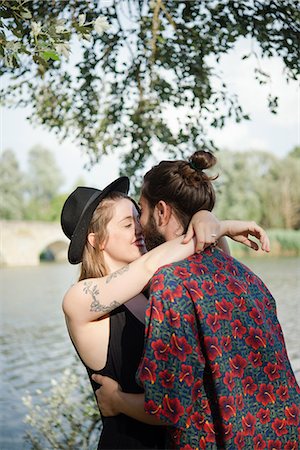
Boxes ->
[142,214,166,251]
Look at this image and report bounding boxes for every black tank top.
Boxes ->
[84,305,166,449]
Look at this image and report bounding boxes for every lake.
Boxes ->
[0,257,299,449]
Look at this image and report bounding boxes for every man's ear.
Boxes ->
[154,201,172,227]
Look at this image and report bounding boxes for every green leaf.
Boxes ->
[41,51,60,61]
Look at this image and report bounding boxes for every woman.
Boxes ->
[60,176,269,449]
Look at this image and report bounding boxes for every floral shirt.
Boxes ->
[137,248,300,449]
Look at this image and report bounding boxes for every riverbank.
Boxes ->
[230,228,300,257]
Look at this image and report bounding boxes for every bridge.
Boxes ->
[0,220,69,266]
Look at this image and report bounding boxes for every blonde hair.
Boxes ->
[78,192,129,281]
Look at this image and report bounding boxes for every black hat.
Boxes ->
[61,177,130,264]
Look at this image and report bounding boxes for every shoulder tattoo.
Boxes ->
[83,281,121,313]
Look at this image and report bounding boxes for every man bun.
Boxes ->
[189,150,217,171]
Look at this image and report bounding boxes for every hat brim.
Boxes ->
[68,177,129,264]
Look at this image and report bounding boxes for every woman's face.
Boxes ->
[102,198,147,269]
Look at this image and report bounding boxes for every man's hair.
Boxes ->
[142,150,217,232]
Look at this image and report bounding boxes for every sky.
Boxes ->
[1,38,299,193]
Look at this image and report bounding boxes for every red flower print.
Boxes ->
[263,295,273,310]
[224,371,235,392]
[151,273,165,291]
[256,383,276,406]
[139,358,157,385]
[202,399,211,415]
[236,394,244,411]
[245,272,256,285]
[268,440,282,450]
[229,354,247,378]
[242,412,256,436]
[190,262,208,275]
[275,350,286,370]
[195,303,204,319]
[276,385,289,401]
[161,395,185,424]
[211,362,221,379]
[223,423,233,442]
[207,313,221,332]
[185,405,193,428]
[160,288,175,303]
[284,443,299,450]
[203,421,217,443]
[287,370,296,387]
[202,280,217,296]
[159,369,175,389]
[179,364,194,386]
[264,362,280,381]
[227,276,246,296]
[226,261,239,276]
[148,298,164,322]
[234,430,245,450]
[182,446,194,450]
[151,339,169,361]
[216,298,234,320]
[285,403,300,426]
[165,308,181,328]
[144,399,161,417]
[171,284,183,298]
[183,313,195,326]
[184,280,204,300]
[219,395,236,421]
[231,319,247,339]
[245,327,266,350]
[199,437,207,450]
[221,335,232,352]
[192,380,203,401]
[173,267,190,279]
[233,296,247,311]
[212,257,224,269]
[170,334,192,362]
[249,351,263,368]
[191,411,205,430]
[242,376,258,395]
[257,408,271,424]
[213,272,226,284]
[204,336,222,361]
[254,434,266,449]
[272,418,288,437]
[249,307,264,325]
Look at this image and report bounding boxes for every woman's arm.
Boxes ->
[184,211,270,253]
[63,235,196,323]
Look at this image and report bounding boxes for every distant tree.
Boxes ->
[0,149,25,219]
[1,0,299,186]
[214,150,276,224]
[25,145,64,220]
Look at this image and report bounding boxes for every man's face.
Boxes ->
[139,195,166,251]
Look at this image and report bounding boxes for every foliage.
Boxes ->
[22,364,100,450]
[0,145,64,221]
[1,1,299,187]
[0,148,26,219]
[214,148,300,230]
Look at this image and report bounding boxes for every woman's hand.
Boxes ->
[182,210,220,252]
[220,220,270,252]
[92,374,122,416]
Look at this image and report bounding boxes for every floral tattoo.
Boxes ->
[105,265,129,284]
[83,281,120,313]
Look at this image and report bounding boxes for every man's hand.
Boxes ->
[92,374,122,416]
[182,210,220,252]
[221,220,270,252]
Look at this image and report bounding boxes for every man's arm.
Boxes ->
[92,374,164,426]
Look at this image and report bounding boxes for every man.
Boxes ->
[93,151,300,449]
